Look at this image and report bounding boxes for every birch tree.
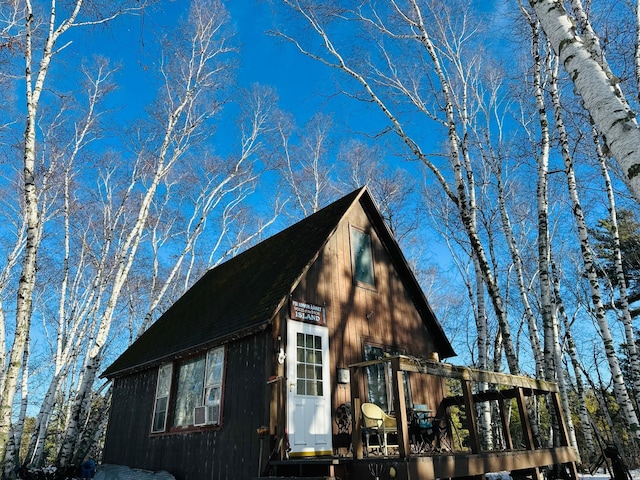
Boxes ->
[338,139,420,243]
[276,112,337,216]
[590,127,640,408]
[528,0,640,204]
[552,260,596,461]
[277,0,521,376]
[0,0,146,463]
[0,0,283,468]
[54,0,254,463]
[546,40,640,442]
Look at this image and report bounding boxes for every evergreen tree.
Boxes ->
[591,210,640,316]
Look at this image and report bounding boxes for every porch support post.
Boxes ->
[514,387,542,480]
[550,392,579,480]
[515,387,535,450]
[461,369,481,454]
[350,366,364,459]
[391,357,410,459]
[498,399,513,450]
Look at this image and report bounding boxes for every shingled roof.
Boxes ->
[102,187,454,379]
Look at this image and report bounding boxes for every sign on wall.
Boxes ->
[290,299,326,325]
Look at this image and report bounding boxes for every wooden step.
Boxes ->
[254,477,335,480]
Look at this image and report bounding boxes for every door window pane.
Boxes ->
[296,333,324,396]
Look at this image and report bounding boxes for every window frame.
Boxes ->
[350,225,376,288]
[150,345,226,434]
[151,363,173,433]
[363,343,412,413]
[294,331,325,397]
[203,347,225,425]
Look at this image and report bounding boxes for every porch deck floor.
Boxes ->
[269,446,578,480]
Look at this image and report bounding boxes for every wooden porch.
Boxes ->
[263,356,579,479]
[346,355,579,480]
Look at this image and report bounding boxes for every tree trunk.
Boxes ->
[473,259,493,449]
[552,260,595,462]
[592,124,640,406]
[496,172,545,379]
[0,3,44,463]
[529,0,640,204]
[551,60,640,440]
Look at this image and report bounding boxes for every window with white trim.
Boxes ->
[151,345,225,433]
[151,363,172,433]
[203,347,224,424]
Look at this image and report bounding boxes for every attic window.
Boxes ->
[350,227,375,287]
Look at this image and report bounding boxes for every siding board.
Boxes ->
[287,203,445,437]
[103,333,269,480]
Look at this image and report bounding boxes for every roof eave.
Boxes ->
[101,320,271,379]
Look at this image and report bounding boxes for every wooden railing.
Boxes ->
[348,356,579,480]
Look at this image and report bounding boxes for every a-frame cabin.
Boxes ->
[101,187,578,480]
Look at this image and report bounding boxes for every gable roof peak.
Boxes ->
[102,186,454,379]
[102,187,366,378]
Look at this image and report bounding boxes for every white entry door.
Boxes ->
[286,320,332,456]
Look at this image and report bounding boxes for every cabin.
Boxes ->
[101,187,578,480]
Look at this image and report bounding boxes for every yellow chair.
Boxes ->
[361,403,397,455]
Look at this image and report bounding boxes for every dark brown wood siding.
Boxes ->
[103,330,271,480]
[290,203,445,425]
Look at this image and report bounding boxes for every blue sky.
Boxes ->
[12,0,633,387]
[72,0,394,150]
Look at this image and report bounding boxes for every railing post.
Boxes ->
[514,387,542,480]
[550,392,579,480]
[350,366,363,459]
[515,387,536,450]
[461,369,481,454]
[391,357,410,459]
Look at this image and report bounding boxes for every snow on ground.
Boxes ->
[486,471,640,480]
[580,471,640,480]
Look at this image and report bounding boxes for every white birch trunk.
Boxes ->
[2,341,29,477]
[550,67,640,440]
[544,53,582,454]
[583,364,627,455]
[57,113,179,466]
[21,62,113,468]
[409,4,519,374]
[496,173,545,379]
[528,18,556,386]
[529,0,640,204]
[0,0,139,464]
[473,259,493,449]
[0,222,25,401]
[0,0,55,459]
[57,2,235,462]
[281,0,520,373]
[552,261,595,462]
[592,125,640,405]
